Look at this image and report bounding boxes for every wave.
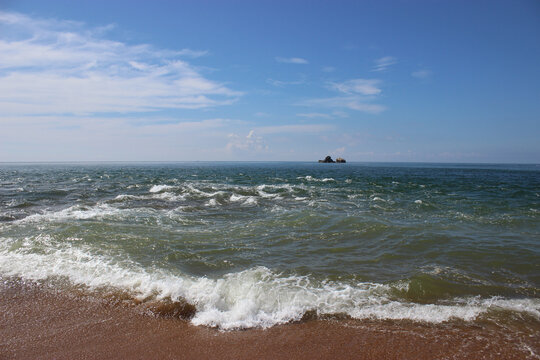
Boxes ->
[106,181,315,209]
[1,236,538,330]
[16,204,125,223]
[149,184,175,193]
[297,176,335,182]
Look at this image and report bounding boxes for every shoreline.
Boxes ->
[1,279,538,359]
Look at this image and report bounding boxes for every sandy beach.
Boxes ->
[1,279,538,360]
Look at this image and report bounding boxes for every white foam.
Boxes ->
[242,197,257,206]
[152,192,185,201]
[298,176,335,182]
[414,199,423,204]
[114,194,138,201]
[206,199,218,207]
[17,204,125,223]
[1,236,539,330]
[229,194,245,202]
[184,184,225,198]
[149,184,175,193]
[256,185,280,198]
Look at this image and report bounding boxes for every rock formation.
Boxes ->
[318,156,346,163]
[318,156,335,163]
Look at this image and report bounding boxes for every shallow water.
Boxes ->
[1,162,539,329]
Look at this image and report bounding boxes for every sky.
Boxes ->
[0,0,539,163]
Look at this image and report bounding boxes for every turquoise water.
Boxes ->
[1,162,539,328]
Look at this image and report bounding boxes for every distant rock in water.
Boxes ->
[318,155,335,163]
[318,155,346,163]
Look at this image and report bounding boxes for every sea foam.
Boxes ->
[1,237,538,330]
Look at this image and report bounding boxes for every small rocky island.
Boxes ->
[318,156,346,163]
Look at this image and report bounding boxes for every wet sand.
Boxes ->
[1,279,538,360]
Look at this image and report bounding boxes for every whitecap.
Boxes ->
[149,184,175,193]
[206,199,218,207]
[152,192,185,201]
[17,204,124,223]
[113,194,139,201]
[242,197,257,206]
[298,176,335,182]
[229,194,246,202]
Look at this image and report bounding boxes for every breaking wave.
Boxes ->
[1,236,538,330]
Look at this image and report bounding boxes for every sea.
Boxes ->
[0,162,539,330]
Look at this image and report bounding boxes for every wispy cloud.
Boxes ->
[328,79,381,95]
[266,78,305,87]
[226,130,268,152]
[412,69,432,79]
[255,124,333,134]
[322,66,335,73]
[298,78,385,114]
[137,118,231,134]
[226,124,332,154]
[175,49,209,58]
[275,57,308,64]
[372,56,397,72]
[296,111,349,119]
[0,114,241,161]
[331,147,346,156]
[300,97,385,114]
[296,112,332,119]
[0,11,241,116]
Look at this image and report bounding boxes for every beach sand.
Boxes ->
[1,279,538,360]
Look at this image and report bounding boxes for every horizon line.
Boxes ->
[0,160,538,166]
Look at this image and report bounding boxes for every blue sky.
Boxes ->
[1,0,539,162]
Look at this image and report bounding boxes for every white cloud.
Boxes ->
[255,124,333,134]
[175,49,209,58]
[0,114,241,161]
[275,57,308,64]
[299,78,385,114]
[0,11,241,116]
[226,130,268,152]
[322,66,335,73]
[329,79,381,95]
[267,78,305,87]
[332,147,346,156]
[137,118,230,134]
[372,56,397,72]
[412,69,432,79]
[1,115,232,133]
[296,112,332,119]
[296,111,349,119]
[300,97,385,114]
[225,124,332,154]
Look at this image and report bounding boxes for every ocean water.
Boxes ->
[0,162,539,329]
